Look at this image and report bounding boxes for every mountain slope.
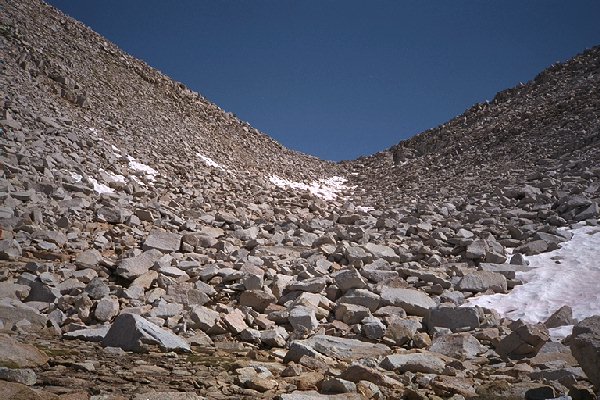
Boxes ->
[1,1,600,398]
[347,46,600,208]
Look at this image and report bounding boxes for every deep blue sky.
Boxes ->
[46,1,600,161]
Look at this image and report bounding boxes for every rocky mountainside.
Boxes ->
[1,0,600,399]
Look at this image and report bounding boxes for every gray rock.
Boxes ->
[362,316,386,340]
[430,332,486,360]
[385,316,421,346]
[96,206,127,224]
[287,277,327,293]
[189,306,220,332]
[102,313,190,352]
[143,229,183,253]
[425,306,482,332]
[380,352,446,374]
[496,321,549,358]
[479,263,517,279]
[363,243,399,262]
[457,271,507,293]
[516,240,548,256]
[116,249,163,280]
[0,240,22,261]
[568,315,600,388]
[334,268,367,292]
[132,393,206,400]
[239,290,275,313]
[380,287,436,317]
[337,289,381,312]
[289,306,319,334]
[286,335,390,362]
[279,391,362,400]
[335,303,371,325]
[574,202,599,221]
[64,326,110,342]
[0,299,48,331]
[94,297,120,322]
[465,239,487,260]
[510,253,529,265]
[321,377,357,394]
[544,305,575,328]
[85,277,110,300]
[0,367,36,386]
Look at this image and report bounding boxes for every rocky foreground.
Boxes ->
[1,0,600,399]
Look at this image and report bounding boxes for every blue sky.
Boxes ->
[46,1,600,161]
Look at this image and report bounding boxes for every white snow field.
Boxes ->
[466,225,600,338]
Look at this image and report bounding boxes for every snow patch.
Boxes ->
[357,206,375,212]
[69,172,83,182]
[269,175,350,201]
[127,156,158,182]
[88,177,114,194]
[197,153,229,172]
[105,171,127,183]
[465,226,600,338]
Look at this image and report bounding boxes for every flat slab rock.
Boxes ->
[287,334,390,362]
[380,351,446,374]
[279,390,364,400]
[132,393,206,400]
[64,326,111,342]
[380,287,436,317]
[0,334,49,368]
[102,313,190,353]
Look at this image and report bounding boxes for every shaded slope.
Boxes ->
[346,46,600,207]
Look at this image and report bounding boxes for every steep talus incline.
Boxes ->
[347,46,600,208]
[2,1,600,399]
[1,0,340,186]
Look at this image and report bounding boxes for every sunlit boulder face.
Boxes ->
[1,0,600,398]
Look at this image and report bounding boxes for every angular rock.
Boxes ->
[380,287,436,317]
[0,367,36,386]
[457,271,507,293]
[289,306,319,334]
[0,300,48,331]
[0,240,22,261]
[568,315,600,388]
[287,335,390,362]
[425,306,482,332]
[380,352,446,374]
[430,332,485,360]
[334,268,367,292]
[101,313,190,352]
[0,335,49,368]
[94,298,120,322]
[143,230,182,253]
[544,305,575,328]
[496,321,549,358]
[239,290,275,313]
[116,249,163,280]
[64,326,110,342]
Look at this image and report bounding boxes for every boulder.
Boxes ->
[457,271,507,293]
[380,287,436,317]
[568,315,600,388]
[380,352,446,374]
[116,249,163,280]
[430,332,486,360]
[286,335,390,362]
[0,335,49,368]
[496,321,549,359]
[101,313,190,353]
[544,305,575,328]
[143,230,182,253]
[425,306,482,332]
